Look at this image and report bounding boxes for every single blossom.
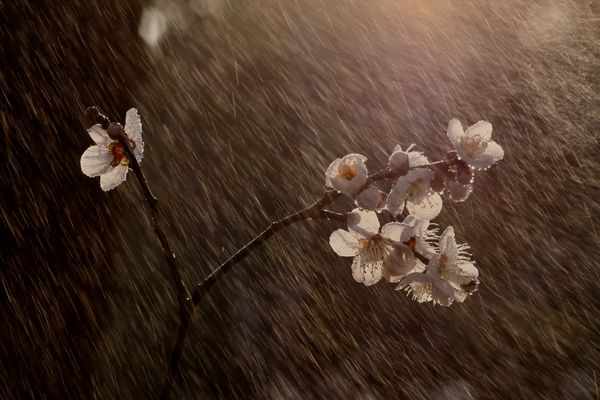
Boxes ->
[397,226,479,306]
[447,119,504,170]
[386,168,433,216]
[329,209,409,286]
[325,153,368,195]
[80,108,144,191]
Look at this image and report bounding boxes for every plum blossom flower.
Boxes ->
[447,119,504,170]
[329,209,410,286]
[388,144,430,172]
[386,168,433,216]
[382,215,439,282]
[81,108,144,191]
[397,226,479,306]
[325,154,368,195]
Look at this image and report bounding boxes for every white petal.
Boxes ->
[125,108,144,162]
[443,261,479,285]
[343,153,367,164]
[355,187,383,210]
[351,255,382,286]
[469,140,504,170]
[406,192,443,220]
[382,244,417,282]
[432,279,455,306]
[439,226,457,257]
[88,124,110,145]
[380,222,412,243]
[447,180,473,202]
[329,229,360,257]
[100,165,129,191]
[447,119,464,146]
[408,151,430,168]
[386,183,407,216]
[396,272,433,303]
[464,120,492,143]
[347,209,380,239]
[415,238,437,259]
[325,158,341,187]
[80,145,112,177]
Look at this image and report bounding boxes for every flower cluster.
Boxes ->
[327,119,503,306]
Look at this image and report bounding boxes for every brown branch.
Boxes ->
[118,137,192,316]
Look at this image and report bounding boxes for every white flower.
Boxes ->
[386,168,433,216]
[80,108,144,191]
[447,119,504,170]
[355,186,385,211]
[329,209,409,286]
[325,153,368,195]
[388,144,430,172]
[397,226,479,306]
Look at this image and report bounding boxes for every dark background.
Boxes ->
[2,0,599,398]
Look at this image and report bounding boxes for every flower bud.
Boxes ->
[107,122,126,139]
[445,150,458,162]
[455,160,474,185]
[84,106,101,126]
[431,167,447,193]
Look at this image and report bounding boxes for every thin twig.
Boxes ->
[119,137,192,314]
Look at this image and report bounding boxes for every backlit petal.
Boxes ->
[406,192,443,220]
[329,229,360,257]
[447,119,464,145]
[100,165,129,191]
[348,209,380,239]
[80,145,112,177]
[88,124,110,145]
[125,108,144,162]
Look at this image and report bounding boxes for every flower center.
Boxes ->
[338,163,358,180]
[108,140,135,167]
[439,253,448,267]
[460,135,487,158]
[405,236,416,251]
[438,253,449,276]
[359,234,389,262]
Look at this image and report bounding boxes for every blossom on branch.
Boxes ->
[325,153,368,195]
[386,168,433,216]
[397,226,479,306]
[329,209,412,286]
[447,119,504,170]
[80,108,144,191]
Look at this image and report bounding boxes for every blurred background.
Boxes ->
[2,0,599,398]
